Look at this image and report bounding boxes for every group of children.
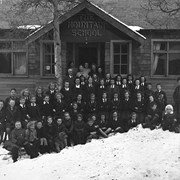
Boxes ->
[0,62,180,162]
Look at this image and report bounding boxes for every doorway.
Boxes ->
[76,43,98,67]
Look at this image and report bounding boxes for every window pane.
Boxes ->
[44,65,52,74]
[0,42,11,50]
[44,43,53,53]
[153,42,167,51]
[169,53,180,75]
[121,65,128,74]
[45,55,52,64]
[169,42,180,51]
[13,52,26,75]
[114,65,120,74]
[114,43,120,53]
[121,55,128,64]
[0,53,11,73]
[114,55,120,64]
[121,44,128,53]
[152,53,166,75]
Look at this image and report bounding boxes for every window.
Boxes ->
[152,40,180,76]
[0,40,27,75]
[42,42,55,76]
[112,42,129,75]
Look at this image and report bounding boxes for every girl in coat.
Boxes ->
[162,105,180,133]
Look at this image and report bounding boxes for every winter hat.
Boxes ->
[165,104,174,114]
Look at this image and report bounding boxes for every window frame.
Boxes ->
[40,40,56,78]
[151,39,180,78]
[0,39,28,77]
[110,40,132,76]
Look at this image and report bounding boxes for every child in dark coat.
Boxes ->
[73,114,86,145]
[19,96,30,129]
[5,121,34,162]
[85,117,99,142]
[27,95,41,121]
[36,121,49,154]
[41,95,54,122]
[162,105,180,133]
[44,116,58,152]
[25,121,40,158]
[108,111,124,133]
[63,112,74,146]
[128,112,139,131]
[143,95,160,130]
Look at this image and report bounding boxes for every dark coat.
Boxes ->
[41,102,54,118]
[44,123,57,140]
[11,128,27,146]
[27,104,41,121]
[173,86,180,104]
[6,106,21,129]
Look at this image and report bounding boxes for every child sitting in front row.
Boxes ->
[162,105,180,133]
[127,112,139,131]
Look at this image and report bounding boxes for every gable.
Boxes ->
[26,0,145,44]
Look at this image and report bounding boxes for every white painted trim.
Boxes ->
[110,40,132,76]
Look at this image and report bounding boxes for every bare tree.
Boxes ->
[142,0,180,28]
[4,0,79,89]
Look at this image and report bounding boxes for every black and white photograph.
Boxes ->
[0,0,180,179]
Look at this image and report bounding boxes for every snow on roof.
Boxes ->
[26,1,146,41]
[128,26,143,32]
[18,25,41,30]
[90,1,146,40]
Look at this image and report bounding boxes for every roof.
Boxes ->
[26,0,146,44]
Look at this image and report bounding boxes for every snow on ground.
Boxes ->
[0,126,180,180]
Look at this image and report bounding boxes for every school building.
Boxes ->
[0,0,179,102]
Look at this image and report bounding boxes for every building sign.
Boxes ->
[67,13,106,37]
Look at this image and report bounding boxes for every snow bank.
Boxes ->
[0,127,180,180]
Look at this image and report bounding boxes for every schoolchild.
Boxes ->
[53,92,67,118]
[143,95,160,130]
[76,93,86,114]
[44,116,57,152]
[105,73,111,87]
[35,86,44,109]
[18,96,30,129]
[98,92,110,113]
[6,99,21,139]
[133,92,146,124]
[7,121,34,162]
[110,92,121,112]
[41,95,54,122]
[5,88,19,107]
[73,77,82,98]
[108,111,124,133]
[107,78,119,99]
[27,95,41,121]
[127,112,139,130]
[63,112,74,146]
[154,83,167,113]
[60,81,73,106]
[25,121,40,158]
[73,114,86,145]
[85,93,98,116]
[36,121,49,154]
[97,112,111,138]
[85,117,99,142]
[45,82,57,105]
[162,105,180,133]
[21,88,31,106]
[97,78,106,100]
